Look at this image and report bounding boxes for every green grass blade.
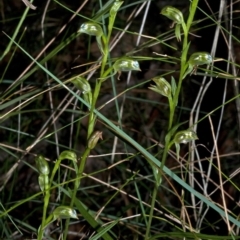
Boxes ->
[0,0,35,61]
[90,220,118,240]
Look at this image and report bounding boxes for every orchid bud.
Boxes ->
[106,0,124,50]
[174,130,198,144]
[152,165,162,187]
[149,77,172,98]
[35,155,50,175]
[161,6,184,26]
[72,76,92,105]
[52,206,78,221]
[79,22,103,37]
[110,1,123,16]
[88,131,103,149]
[188,52,213,67]
[58,150,77,162]
[72,77,91,94]
[161,6,186,41]
[109,1,124,31]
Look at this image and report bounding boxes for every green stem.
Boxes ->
[168,97,174,131]
[38,158,63,240]
[145,0,199,239]
[37,182,50,240]
[63,36,109,240]
[63,147,91,240]
[87,35,108,138]
[144,184,158,239]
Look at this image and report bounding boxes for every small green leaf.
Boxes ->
[152,165,162,187]
[174,129,198,144]
[88,131,103,149]
[161,6,184,25]
[181,42,191,63]
[108,1,123,35]
[175,24,181,41]
[53,206,78,221]
[149,77,172,98]
[79,22,103,37]
[171,76,177,97]
[83,92,93,106]
[58,150,77,162]
[182,64,194,80]
[35,155,50,175]
[175,143,180,160]
[38,174,50,192]
[180,43,192,80]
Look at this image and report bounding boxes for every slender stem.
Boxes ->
[87,35,108,138]
[175,0,199,103]
[63,148,92,240]
[144,184,158,239]
[37,178,50,240]
[63,35,110,240]
[168,97,174,131]
[38,155,66,239]
[145,0,199,239]
[162,0,199,175]
[158,98,174,173]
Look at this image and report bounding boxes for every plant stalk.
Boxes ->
[63,35,109,240]
[145,0,199,238]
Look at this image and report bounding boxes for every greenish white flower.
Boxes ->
[53,206,78,220]
[149,77,172,98]
[79,22,103,37]
[161,6,184,25]
[188,52,213,66]
[88,131,103,149]
[174,130,198,144]
[58,150,77,162]
[183,52,212,79]
[113,59,141,72]
[72,77,91,94]
[113,58,141,80]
